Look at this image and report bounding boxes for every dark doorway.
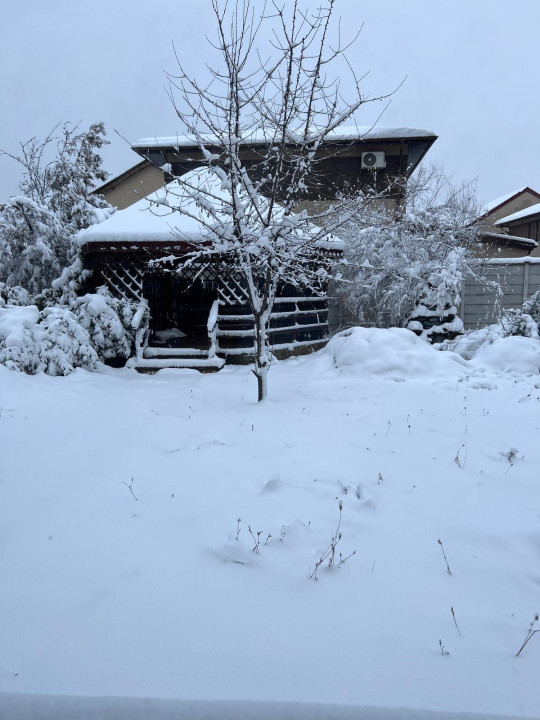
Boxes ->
[143,274,217,349]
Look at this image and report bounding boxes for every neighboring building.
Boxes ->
[460,188,540,329]
[83,127,437,369]
[476,187,540,257]
[493,202,540,253]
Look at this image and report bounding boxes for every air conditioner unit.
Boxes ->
[361,151,386,170]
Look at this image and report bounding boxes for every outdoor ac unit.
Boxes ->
[361,151,386,170]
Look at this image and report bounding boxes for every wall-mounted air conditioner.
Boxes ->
[361,151,386,170]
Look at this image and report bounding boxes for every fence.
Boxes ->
[328,258,540,334]
[461,258,540,329]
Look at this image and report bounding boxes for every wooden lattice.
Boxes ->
[100,258,145,301]
[217,272,250,305]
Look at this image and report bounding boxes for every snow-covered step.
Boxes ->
[127,355,225,373]
[143,346,208,358]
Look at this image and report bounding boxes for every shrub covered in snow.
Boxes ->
[0,282,32,307]
[499,308,539,340]
[0,122,113,295]
[75,287,140,361]
[496,288,540,341]
[38,307,99,375]
[443,289,540,365]
[0,287,141,375]
[0,304,99,375]
[337,166,486,343]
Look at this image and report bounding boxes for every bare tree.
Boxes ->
[151,0,392,401]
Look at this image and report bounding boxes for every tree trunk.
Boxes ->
[252,310,270,402]
[255,367,268,402]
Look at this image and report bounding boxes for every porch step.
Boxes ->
[143,347,209,358]
[127,346,225,373]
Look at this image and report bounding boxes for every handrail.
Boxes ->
[207,299,221,359]
[131,300,150,360]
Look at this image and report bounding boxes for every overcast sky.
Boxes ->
[1,0,539,207]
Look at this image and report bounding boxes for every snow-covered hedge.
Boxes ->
[438,290,540,366]
[75,288,139,360]
[0,282,32,307]
[0,304,98,375]
[0,288,141,375]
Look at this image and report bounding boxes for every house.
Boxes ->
[476,187,540,257]
[82,127,437,369]
[460,187,540,330]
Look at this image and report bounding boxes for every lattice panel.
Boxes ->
[100,259,145,301]
[176,262,218,283]
[217,271,250,306]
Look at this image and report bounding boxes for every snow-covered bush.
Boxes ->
[0,285,140,375]
[337,166,486,343]
[443,289,540,361]
[500,308,539,340]
[74,287,139,360]
[496,289,540,341]
[522,289,540,325]
[0,196,73,295]
[0,305,41,373]
[0,304,98,375]
[0,122,113,295]
[38,307,99,375]
[0,282,31,307]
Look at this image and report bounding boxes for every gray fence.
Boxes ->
[461,258,540,329]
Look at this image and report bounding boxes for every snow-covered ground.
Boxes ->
[1,328,540,719]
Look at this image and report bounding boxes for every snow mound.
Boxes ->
[470,336,540,374]
[322,327,467,378]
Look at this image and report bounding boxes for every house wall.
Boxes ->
[503,217,540,246]
[100,164,166,210]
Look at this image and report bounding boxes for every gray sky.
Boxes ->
[1,0,540,207]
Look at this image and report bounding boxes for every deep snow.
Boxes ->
[1,328,539,718]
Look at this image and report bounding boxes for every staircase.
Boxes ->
[127,299,225,373]
[127,345,225,373]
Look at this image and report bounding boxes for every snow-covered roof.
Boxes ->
[132,126,436,150]
[78,168,343,250]
[481,187,528,214]
[495,202,540,226]
[78,178,201,245]
[482,231,537,247]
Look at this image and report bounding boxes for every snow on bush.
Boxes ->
[471,335,540,374]
[337,167,486,343]
[0,305,41,373]
[0,304,98,375]
[75,288,138,360]
[38,307,99,375]
[321,327,468,378]
[0,287,139,375]
[442,288,540,366]
[500,308,539,339]
[0,282,31,307]
[496,288,540,341]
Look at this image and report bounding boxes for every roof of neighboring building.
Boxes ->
[495,202,540,226]
[481,231,538,249]
[479,187,540,218]
[132,126,437,150]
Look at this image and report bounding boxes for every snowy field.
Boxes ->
[1,327,540,719]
